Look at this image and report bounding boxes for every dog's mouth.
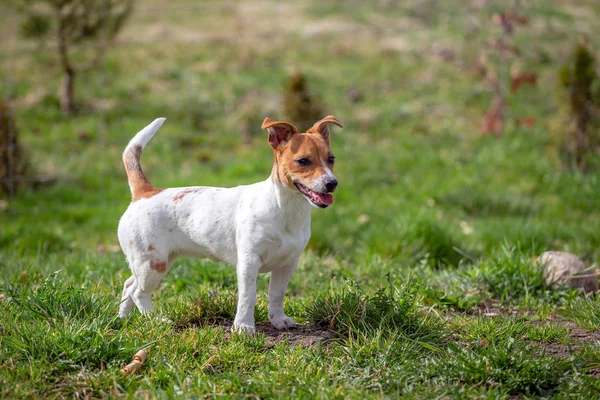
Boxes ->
[294,182,333,208]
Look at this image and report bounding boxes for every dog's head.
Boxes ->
[262,115,342,208]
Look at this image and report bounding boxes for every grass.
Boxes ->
[561,296,600,331]
[1,0,600,398]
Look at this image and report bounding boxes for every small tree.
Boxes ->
[559,39,600,171]
[283,73,322,132]
[0,100,29,196]
[12,0,134,114]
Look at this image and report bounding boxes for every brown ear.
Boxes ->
[262,118,298,149]
[307,115,343,141]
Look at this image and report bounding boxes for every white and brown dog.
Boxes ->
[117,116,342,333]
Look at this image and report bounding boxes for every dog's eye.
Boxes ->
[327,156,335,164]
[296,158,311,166]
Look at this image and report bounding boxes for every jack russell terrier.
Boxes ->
[117,116,342,333]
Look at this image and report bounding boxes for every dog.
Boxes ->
[117,116,342,333]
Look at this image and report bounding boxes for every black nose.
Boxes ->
[324,179,338,193]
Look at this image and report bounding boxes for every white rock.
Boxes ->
[540,251,598,293]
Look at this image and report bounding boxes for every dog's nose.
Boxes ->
[324,179,338,193]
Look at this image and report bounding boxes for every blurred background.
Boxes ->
[1,0,599,293]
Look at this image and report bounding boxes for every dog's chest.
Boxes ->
[259,227,309,272]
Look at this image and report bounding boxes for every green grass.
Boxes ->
[560,296,600,331]
[2,0,600,398]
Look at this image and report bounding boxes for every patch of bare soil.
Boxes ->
[446,300,600,361]
[531,315,600,360]
[461,298,526,318]
[255,323,338,348]
[551,314,600,344]
[535,342,573,359]
[175,318,338,348]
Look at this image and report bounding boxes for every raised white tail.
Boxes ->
[122,118,166,201]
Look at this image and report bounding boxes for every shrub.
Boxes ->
[0,100,28,196]
[282,73,322,132]
[557,39,600,171]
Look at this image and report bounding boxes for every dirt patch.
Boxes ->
[551,314,600,343]
[531,315,600,359]
[465,299,524,318]
[175,319,337,348]
[534,342,573,359]
[255,323,338,348]
[447,301,600,360]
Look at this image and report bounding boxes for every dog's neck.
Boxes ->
[266,164,312,229]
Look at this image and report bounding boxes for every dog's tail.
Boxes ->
[122,118,166,201]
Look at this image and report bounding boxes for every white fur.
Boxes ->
[118,119,326,334]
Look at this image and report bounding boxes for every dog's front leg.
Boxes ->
[268,256,299,330]
[233,255,260,334]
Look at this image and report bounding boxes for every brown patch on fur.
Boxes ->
[172,188,205,203]
[150,260,167,273]
[128,241,133,248]
[148,245,155,251]
[172,189,192,203]
[123,144,163,202]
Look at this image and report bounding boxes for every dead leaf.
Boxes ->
[506,11,528,26]
[516,116,536,128]
[480,96,505,136]
[510,67,537,93]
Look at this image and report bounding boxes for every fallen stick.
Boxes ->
[120,349,147,376]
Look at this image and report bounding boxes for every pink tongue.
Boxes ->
[316,192,334,206]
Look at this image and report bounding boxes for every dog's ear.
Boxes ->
[262,118,298,150]
[307,115,343,141]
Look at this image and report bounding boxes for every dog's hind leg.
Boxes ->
[119,275,137,318]
[129,255,170,315]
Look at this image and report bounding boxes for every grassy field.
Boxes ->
[2,0,600,398]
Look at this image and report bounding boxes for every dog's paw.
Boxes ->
[270,315,298,330]
[232,322,256,335]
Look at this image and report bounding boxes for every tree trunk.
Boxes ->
[60,68,76,115]
[575,116,588,170]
